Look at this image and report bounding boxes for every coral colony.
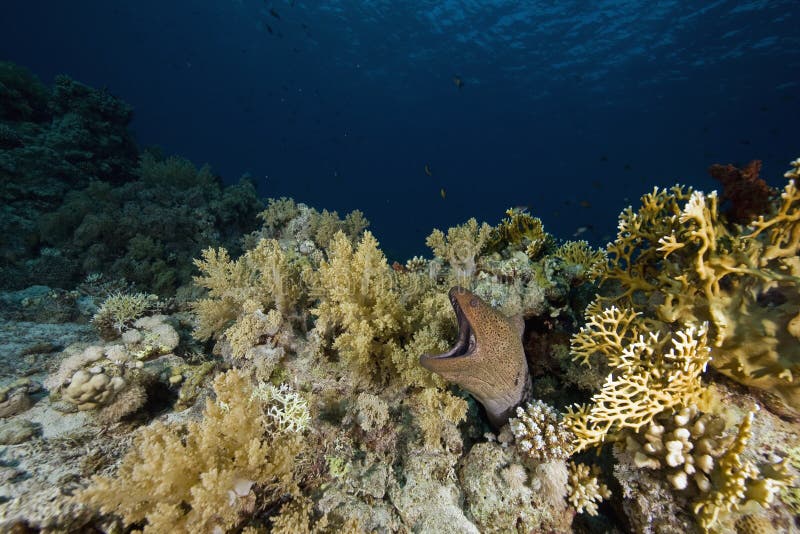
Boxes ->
[1,62,799,533]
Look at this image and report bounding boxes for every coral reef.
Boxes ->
[598,160,800,416]
[77,370,307,533]
[2,126,799,534]
[0,62,262,293]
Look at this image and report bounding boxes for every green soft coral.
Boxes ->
[77,370,305,533]
[426,217,492,283]
[192,238,304,341]
[310,230,404,382]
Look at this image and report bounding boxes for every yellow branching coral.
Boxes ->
[603,185,695,301]
[599,161,800,415]
[488,207,549,259]
[77,370,305,533]
[553,240,607,280]
[567,461,611,516]
[570,302,641,367]
[426,217,492,282]
[192,238,303,341]
[693,411,791,533]
[564,302,710,452]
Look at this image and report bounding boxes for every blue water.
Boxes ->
[2,0,798,260]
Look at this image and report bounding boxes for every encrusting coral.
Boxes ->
[618,406,792,532]
[77,370,308,533]
[620,404,729,493]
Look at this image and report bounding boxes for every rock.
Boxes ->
[0,419,41,444]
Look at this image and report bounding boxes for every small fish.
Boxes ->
[579,200,591,208]
[623,163,632,171]
[269,7,280,19]
[573,226,588,237]
[266,24,273,34]
[453,76,464,89]
[424,164,432,176]
[600,155,608,162]
[440,187,446,199]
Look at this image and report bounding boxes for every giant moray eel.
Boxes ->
[420,287,531,428]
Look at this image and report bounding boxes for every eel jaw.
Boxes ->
[420,291,476,366]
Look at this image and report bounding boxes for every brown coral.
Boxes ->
[708,160,775,224]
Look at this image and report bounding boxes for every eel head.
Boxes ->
[419,286,531,428]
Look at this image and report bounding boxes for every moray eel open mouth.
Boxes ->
[426,290,476,361]
[418,286,531,429]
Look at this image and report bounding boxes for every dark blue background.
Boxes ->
[3,0,799,260]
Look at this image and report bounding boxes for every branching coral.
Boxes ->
[251,382,311,434]
[509,400,574,463]
[426,218,492,283]
[77,370,306,533]
[598,160,800,415]
[553,240,607,281]
[92,292,159,339]
[564,302,711,452]
[566,461,611,516]
[487,207,550,259]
